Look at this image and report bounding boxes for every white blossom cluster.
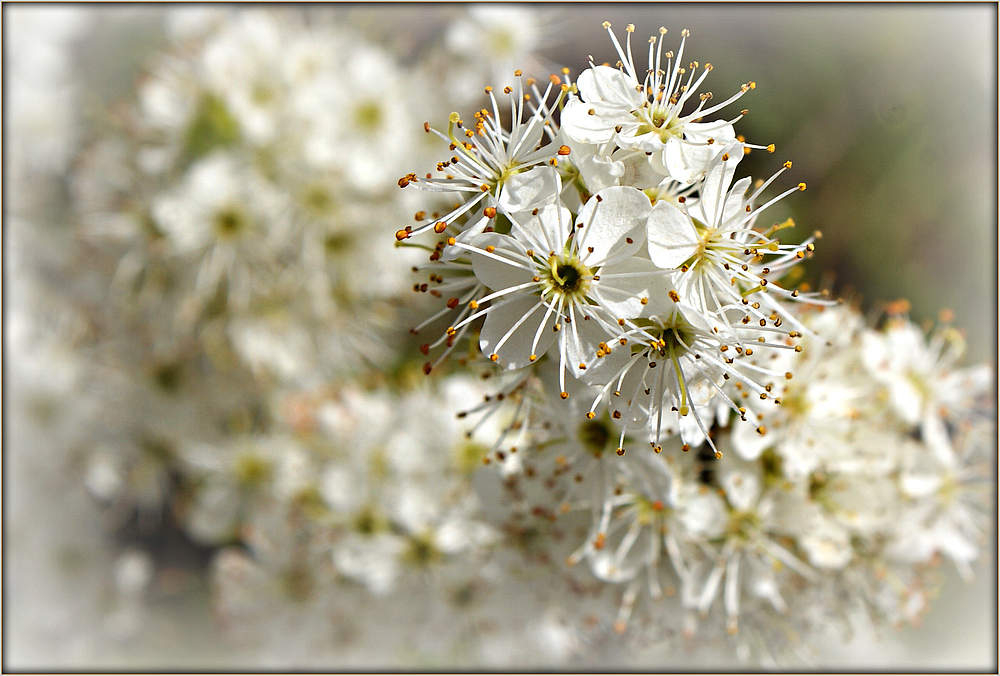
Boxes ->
[396,20,995,662]
[6,8,995,670]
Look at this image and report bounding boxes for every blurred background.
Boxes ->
[5,3,995,670]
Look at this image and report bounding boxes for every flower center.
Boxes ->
[214,207,248,239]
[354,100,384,132]
[651,315,697,355]
[634,104,683,142]
[577,418,612,456]
[540,254,592,304]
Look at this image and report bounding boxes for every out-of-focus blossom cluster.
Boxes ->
[5,7,994,670]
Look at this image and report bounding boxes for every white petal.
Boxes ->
[921,414,956,466]
[720,469,761,512]
[559,98,619,145]
[899,472,942,498]
[510,203,573,257]
[699,153,744,228]
[590,256,673,318]
[577,65,641,107]
[469,232,532,291]
[499,165,561,214]
[730,418,771,461]
[685,121,736,144]
[662,131,735,187]
[576,150,625,193]
[575,186,651,267]
[614,147,664,189]
[508,111,546,161]
[560,67,638,145]
[647,200,699,269]
[479,294,557,369]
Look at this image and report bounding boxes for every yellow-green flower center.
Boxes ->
[540,253,592,304]
[577,417,612,456]
[634,104,684,142]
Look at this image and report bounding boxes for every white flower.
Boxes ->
[333,533,405,596]
[730,305,878,479]
[688,460,818,635]
[561,23,760,184]
[452,187,657,392]
[303,40,420,194]
[889,434,991,581]
[201,11,288,145]
[444,5,549,100]
[862,314,993,463]
[151,151,291,310]
[645,146,821,339]
[395,75,566,243]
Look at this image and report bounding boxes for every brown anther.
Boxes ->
[489,353,499,362]
[433,221,448,234]
[395,229,410,241]
[558,145,571,156]
[668,290,680,303]
[560,391,569,399]
[586,411,596,419]
[483,207,497,219]
[446,297,460,309]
